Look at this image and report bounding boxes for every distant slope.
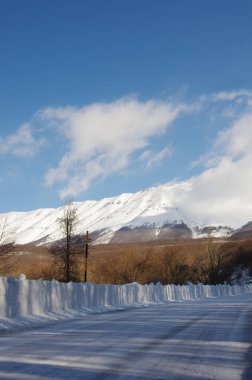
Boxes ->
[232,222,252,239]
[0,182,248,245]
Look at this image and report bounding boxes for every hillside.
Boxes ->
[0,182,250,245]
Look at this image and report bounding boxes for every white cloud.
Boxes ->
[39,97,193,198]
[213,114,252,159]
[1,89,252,228]
[211,90,252,120]
[195,112,252,170]
[140,147,172,168]
[212,89,252,102]
[0,123,45,158]
[178,108,252,228]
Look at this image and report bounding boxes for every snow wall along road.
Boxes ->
[0,276,252,321]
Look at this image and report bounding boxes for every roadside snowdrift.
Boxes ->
[0,276,251,330]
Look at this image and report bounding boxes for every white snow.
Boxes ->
[0,182,241,246]
[0,275,251,331]
[0,292,252,379]
[0,276,252,379]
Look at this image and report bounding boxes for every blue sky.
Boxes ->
[1,0,252,212]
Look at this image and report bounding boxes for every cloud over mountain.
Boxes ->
[178,93,252,227]
[0,124,45,158]
[1,90,252,229]
[39,97,192,198]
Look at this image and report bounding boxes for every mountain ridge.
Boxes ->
[0,182,250,245]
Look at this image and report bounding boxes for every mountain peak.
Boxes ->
[0,183,249,245]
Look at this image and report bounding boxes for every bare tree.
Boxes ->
[158,248,189,285]
[0,217,18,275]
[49,202,86,282]
[192,234,230,284]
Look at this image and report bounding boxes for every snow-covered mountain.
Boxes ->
[0,182,247,245]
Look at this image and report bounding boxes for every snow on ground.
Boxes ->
[0,275,252,331]
[0,294,252,380]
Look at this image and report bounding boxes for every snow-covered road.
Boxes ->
[0,294,252,380]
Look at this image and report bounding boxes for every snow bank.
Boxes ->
[0,276,251,330]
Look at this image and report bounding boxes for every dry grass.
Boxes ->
[1,238,252,284]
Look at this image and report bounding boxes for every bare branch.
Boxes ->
[0,217,17,274]
[49,202,85,282]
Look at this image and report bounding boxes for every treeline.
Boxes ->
[1,237,251,285]
[87,238,252,285]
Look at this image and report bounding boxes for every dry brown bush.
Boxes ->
[1,237,252,285]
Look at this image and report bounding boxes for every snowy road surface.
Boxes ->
[0,294,252,380]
